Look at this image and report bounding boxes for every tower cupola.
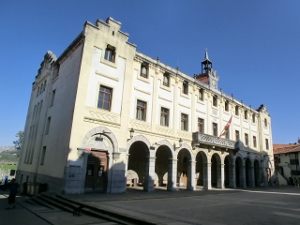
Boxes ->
[201,50,213,74]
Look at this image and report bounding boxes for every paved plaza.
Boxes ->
[65,186,300,225]
[1,186,300,225]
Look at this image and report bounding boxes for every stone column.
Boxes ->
[203,162,212,190]
[168,158,178,191]
[229,162,236,188]
[218,163,225,189]
[144,156,156,192]
[249,166,255,188]
[241,165,246,188]
[187,160,196,190]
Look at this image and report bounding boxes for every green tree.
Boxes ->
[13,131,23,150]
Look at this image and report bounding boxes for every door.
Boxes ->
[85,151,108,192]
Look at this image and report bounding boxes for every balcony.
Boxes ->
[192,132,236,150]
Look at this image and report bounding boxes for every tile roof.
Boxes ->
[273,144,300,154]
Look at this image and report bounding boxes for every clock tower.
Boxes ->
[195,50,219,90]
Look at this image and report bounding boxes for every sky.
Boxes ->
[0,0,299,146]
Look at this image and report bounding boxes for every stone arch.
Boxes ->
[154,140,173,188]
[80,126,119,193]
[81,126,118,153]
[176,144,195,190]
[127,134,151,151]
[127,135,152,191]
[153,139,174,156]
[174,143,194,160]
[195,150,208,188]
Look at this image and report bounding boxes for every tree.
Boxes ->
[13,131,23,151]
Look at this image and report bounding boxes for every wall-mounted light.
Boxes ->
[130,128,135,139]
[285,162,291,168]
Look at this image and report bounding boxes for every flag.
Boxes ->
[219,116,232,137]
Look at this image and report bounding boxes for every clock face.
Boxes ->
[212,79,216,87]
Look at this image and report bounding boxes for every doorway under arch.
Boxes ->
[211,153,221,188]
[127,141,150,191]
[155,145,172,189]
[177,148,191,189]
[195,151,207,187]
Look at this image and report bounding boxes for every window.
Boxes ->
[97,85,112,110]
[198,118,204,133]
[40,146,46,165]
[86,164,94,176]
[181,113,188,131]
[160,107,169,127]
[252,114,256,123]
[140,62,148,78]
[104,44,116,62]
[182,81,188,94]
[235,106,239,116]
[245,133,249,146]
[244,110,248,120]
[37,87,40,97]
[199,88,204,101]
[235,130,240,141]
[225,100,229,112]
[264,118,267,127]
[253,136,257,147]
[213,95,218,107]
[50,89,56,107]
[163,72,170,87]
[212,123,218,136]
[265,139,269,150]
[45,117,51,134]
[136,100,147,121]
[43,80,47,92]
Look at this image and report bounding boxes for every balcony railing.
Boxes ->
[192,132,236,149]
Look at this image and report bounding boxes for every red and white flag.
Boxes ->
[219,116,232,137]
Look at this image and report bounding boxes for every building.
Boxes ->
[17,17,274,194]
[273,141,300,186]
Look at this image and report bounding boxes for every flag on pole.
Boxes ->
[219,116,233,137]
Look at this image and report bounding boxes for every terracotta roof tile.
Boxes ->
[273,144,300,154]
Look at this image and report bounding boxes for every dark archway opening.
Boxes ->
[127,141,149,190]
[155,146,172,188]
[177,149,191,189]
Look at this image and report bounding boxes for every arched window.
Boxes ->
[264,118,267,127]
[163,72,170,86]
[140,62,148,78]
[244,110,248,119]
[252,114,256,123]
[235,106,239,116]
[225,100,229,111]
[213,95,218,107]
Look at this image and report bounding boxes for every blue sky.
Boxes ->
[0,0,299,146]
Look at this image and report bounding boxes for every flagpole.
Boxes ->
[219,115,233,138]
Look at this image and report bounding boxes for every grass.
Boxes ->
[0,164,17,170]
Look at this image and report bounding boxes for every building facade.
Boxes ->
[273,142,300,186]
[17,17,274,194]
